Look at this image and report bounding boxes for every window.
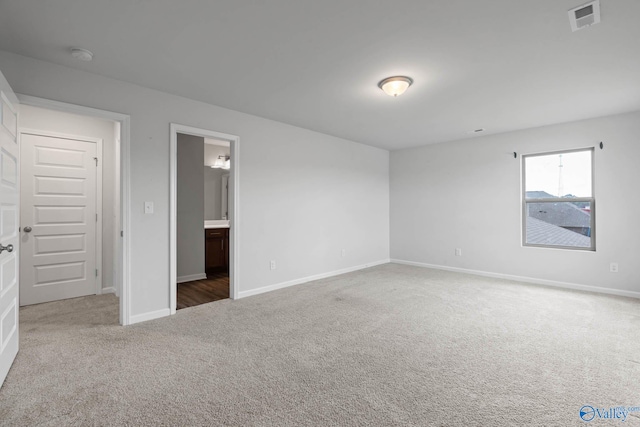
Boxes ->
[522,148,594,250]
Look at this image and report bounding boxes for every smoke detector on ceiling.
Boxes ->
[568,0,601,32]
[71,48,93,62]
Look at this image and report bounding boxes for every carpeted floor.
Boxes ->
[1,263,639,426]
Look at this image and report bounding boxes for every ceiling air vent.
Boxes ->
[568,0,600,32]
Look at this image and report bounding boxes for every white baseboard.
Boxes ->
[129,308,171,325]
[177,273,207,284]
[391,259,640,299]
[101,287,116,295]
[238,259,391,299]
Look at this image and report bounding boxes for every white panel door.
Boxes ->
[0,76,20,388]
[20,133,97,306]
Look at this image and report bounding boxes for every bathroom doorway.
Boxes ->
[169,124,239,313]
[177,135,230,309]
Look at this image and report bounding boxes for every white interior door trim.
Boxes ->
[169,123,240,314]
[17,94,132,325]
[19,128,103,296]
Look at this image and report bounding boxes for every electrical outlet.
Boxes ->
[610,262,618,273]
[341,249,346,257]
[455,248,462,256]
[270,260,276,270]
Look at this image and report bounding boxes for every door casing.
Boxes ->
[169,123,240,313]
[17,95,132,325]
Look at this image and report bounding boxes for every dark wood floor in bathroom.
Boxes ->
[177,272,229,310]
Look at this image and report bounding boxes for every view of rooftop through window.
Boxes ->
[523,149,594,250]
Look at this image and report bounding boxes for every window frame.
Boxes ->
[522,147,596,251]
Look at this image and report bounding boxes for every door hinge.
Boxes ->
[120,230,123,237]
[95,269,99,277]
[96,213,98,222]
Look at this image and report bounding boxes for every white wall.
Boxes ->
[177,133,205,280]
[0,51,390,320]
[18,104,119,294]
[390,111,640,295]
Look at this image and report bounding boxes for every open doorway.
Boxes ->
[170,124,239,314]
[17,95,131,325]
[16,102,124,323]
[175,135,230,309]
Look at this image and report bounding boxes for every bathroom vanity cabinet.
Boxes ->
[205,228,229,273]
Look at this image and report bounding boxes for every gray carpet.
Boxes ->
[1,263,639,426]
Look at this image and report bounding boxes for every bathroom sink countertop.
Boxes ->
[205,220,230,229]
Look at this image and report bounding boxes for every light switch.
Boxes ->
[144,201,154,214]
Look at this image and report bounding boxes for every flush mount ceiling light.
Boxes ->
[71,48,93,62]
[378,76,413,97]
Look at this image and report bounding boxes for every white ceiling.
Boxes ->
[1,0,638,150]
[205,138,230,148]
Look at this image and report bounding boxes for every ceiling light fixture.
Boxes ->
[378,76,413,97]
[71,48,93,62]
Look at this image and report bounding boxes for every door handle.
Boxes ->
[23,226,32,233]
[0,244,13,254]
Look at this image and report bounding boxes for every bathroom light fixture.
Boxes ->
[71,48,93,62]
[211,155,231,170]
[378,76,413,97]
